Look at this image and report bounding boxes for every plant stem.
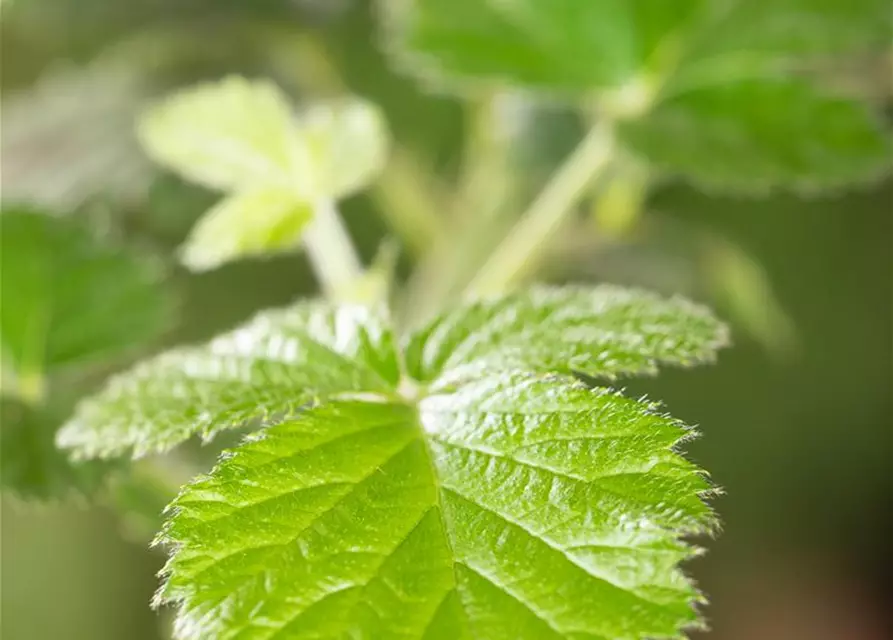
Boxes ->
[302,200,363,299]
[372,148,450,257]
[468,118,615,295]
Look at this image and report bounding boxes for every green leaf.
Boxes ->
[179,187,313,272]
[297,98,390,200]
[404,285,727,383]
[138,77,302,193]
[619,78,892,192]
[687,0,892,62]
[57,302,400,459]
[139,77,389,201]
[60,286,728,638]
[157,375,712,640]
[139,78,389,270]
[384,0,706,94]
[1,398,111,500]
[0,209,172,395]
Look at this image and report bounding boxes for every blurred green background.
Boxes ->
[1,1,890,639]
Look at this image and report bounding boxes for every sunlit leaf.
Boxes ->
[57,302,399,458]
[405,285,727,384]
[157,377,713,640]
[138,77,302,192]
[179,187,312,272]
[296,99,390,200]
[61,286,727,639]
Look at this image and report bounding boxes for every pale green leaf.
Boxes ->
[404,285,727,384]
[57,302,399,459]
[0,209,172,390]
[296,99,390,200]
[139,77,389,201]
[384,0,706,93]
[179,187,312,272]
[157,373,712,640]
[619,78,892,192]
[138,77,302,192]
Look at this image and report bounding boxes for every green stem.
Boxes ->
[302,200,363,299]
[468,119,616,295]
[372,149,450,257]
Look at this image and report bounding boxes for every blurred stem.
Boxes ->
[591,162,650,239]
[372,149,450,256]
[402,92,520,326]
[454,90,513,224]
[468,118,616,295]
[302,200,363,299]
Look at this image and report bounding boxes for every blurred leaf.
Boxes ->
[0,209,173,399]
[691,0,892,61]
[619,78,892,192]
[140,78,389,270]
[1,398,111,500]
[140,77,389,201]
[384,0,706,94]
[297,98,390,199]
[138,76,302,193]
[179,187,312,272]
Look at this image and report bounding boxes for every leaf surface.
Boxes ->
[60,287,728,638]
[179,187,312,272]
[138,77,302,192]
[158,374,712,639]
[687,0,892,62]
[404,285,727,383]
[385,0,706,93]
[57,303,399,458]
[619,79,892,192]
[0,209,172,384]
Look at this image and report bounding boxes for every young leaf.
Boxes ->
[179,187,313,272]
[61,286,727,639]
[157,377,713,640]
[0,209,172,394]
[138,77,302,192]
[57,303,400,459]
[384,0,706,93]
[618,78,892,192]
[297,99,390,200]
[138,78,389,270]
